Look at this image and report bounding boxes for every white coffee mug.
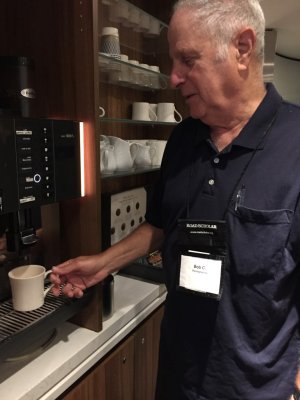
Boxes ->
[8,265,53,312]
[128,60,140,86]
[133,10,150,32]
[157,102,182,123]
[144,17,161,37]
[109,2,129,23]
[148,65,160,89]
[132,102,157,121]
[138,63,151,88]
[109,54,130,84]
[123,5,139,28]
[136,12,151,33]
[147,140,167,166]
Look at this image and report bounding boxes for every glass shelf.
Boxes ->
[99,116,178,126]
[101,0,169,33]
[101,165,160,179]
[99,53,169,91]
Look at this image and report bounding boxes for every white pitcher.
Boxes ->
[100,144,117,175]
[108,136,138,171]
[147,139,167,166]
[100,134,110,147]
[133,142,155,167]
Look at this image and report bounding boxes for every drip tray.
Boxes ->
[5,329,57,362]
[0,287,93,363]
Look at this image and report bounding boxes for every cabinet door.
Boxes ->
[151,305,164,395]
[60,306,164,400]
[103,335,135,400]
[61,334,134,400]
[60,362,106,400]
[134,305,165,400]
[134,316,154,400]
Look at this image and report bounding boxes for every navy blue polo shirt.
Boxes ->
[146,84,300,400]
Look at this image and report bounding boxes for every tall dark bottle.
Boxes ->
[0,56,36,117]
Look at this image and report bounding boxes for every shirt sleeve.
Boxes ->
[145,118,199,230]
[145,173,164,229]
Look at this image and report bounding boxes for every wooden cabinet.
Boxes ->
[97,0,187,193]
[57,362,106,400]
[133,304,164,400]
[134,315,155,400]
[104,336,135,400]
[60,304,164,400]
[60,336,135,400]
[0,0,183,330]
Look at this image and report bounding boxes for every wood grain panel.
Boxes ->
[151,305,165,397]
[0,0,103,332]
[0,0,184,334]
[97,0,188,210]
[59,357,106,400]
[134,316,155,400]
[103,335,135,400]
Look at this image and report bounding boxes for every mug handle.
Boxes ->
[102,149,109,171]
[130,143,138,160]
[44,270,54,297]
[99,106,106,118]
[102,148,116,173]
[149,107,157,121]
[174,108,182,123]
[159,75,168,90]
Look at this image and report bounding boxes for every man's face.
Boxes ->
[168,9,241,124]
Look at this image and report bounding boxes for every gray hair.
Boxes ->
[172,0,265,63]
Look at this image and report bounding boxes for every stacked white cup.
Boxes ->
[157,103,182,123]
[109,54,130,84]
[132,102,157,121]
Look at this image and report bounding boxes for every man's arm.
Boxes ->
[50,222,164,297]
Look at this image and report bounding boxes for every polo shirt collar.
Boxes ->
[194,83,283,151]
[231,83,283,150]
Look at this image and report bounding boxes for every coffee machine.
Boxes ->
[0,116,91,362]
[0,116,83,295]
[0,56,93,362]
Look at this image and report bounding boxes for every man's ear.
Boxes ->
[235,28,256,71]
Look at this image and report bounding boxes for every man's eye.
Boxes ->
[183,57,195,67]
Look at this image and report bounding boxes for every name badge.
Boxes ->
[179,252,224,297]
[176,219,227,300]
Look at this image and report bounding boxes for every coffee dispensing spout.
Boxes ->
[0,208,40,303]
[6,208,40,253]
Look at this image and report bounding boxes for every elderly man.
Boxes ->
[51,1,300,398]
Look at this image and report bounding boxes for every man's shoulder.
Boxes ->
[280,99,300,117]
[276,101,300,139]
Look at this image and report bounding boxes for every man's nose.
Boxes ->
[169,65,186,89]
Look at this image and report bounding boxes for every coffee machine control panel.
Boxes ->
[16,121,55,205]
[0,117,82,214]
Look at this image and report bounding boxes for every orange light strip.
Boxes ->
[79,122,85,197]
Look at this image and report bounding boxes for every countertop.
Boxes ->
[0,275,167,400]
